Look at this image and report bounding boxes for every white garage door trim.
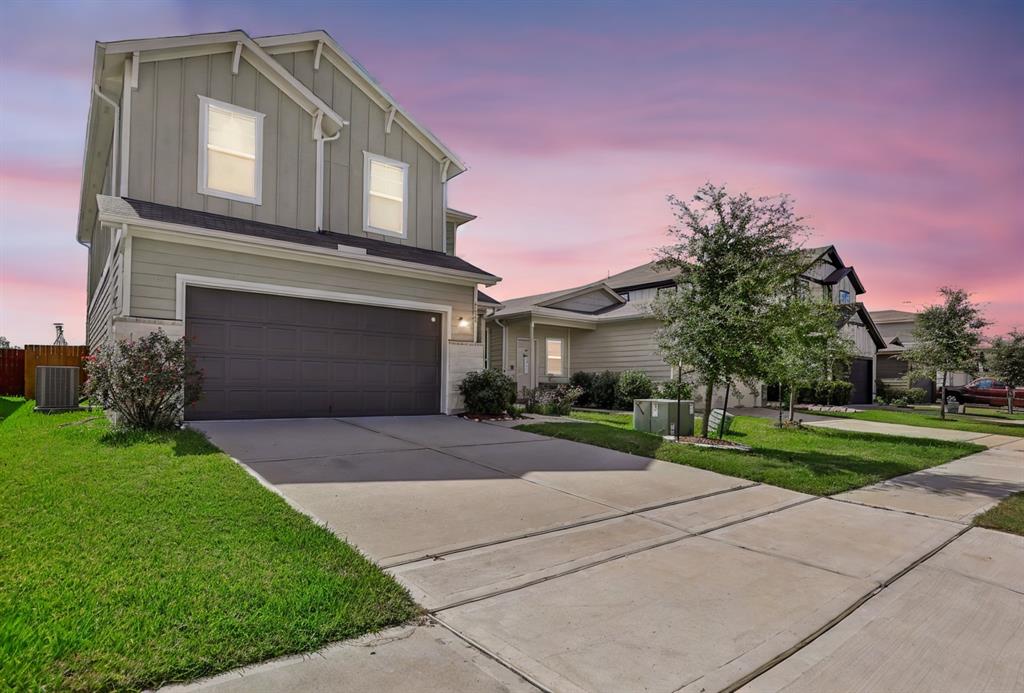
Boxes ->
[175,273,453,413]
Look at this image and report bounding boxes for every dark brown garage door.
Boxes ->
[848,357,874,405]
[185,287,442,420]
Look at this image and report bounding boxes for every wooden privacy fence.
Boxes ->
[22,346,89,400]
[0,349,25,396]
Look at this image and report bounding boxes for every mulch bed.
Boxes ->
[458,413,523,422]
[664,435,752,452]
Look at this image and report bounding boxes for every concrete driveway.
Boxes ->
[187,415,1023,693]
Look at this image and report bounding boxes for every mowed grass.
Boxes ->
[815,407,1024,437]
[516,411,984,496]
[973,492,1024,537]
[0,398,417,691]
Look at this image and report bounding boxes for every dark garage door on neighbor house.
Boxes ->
[185,287,442,420]
[848,357,873,405]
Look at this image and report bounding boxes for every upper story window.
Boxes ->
[545,338,564,376]
[839,289,852,304]
[198,96,264,204]
[364,152,409,237]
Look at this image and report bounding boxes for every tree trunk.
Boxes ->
[778,382,783,427]
[788,386,796,423]
[940,372,948,420]
[701,381,714,437]
[718,383,731,439]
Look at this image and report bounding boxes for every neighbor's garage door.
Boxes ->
[848,357,873,405]
[185,287,442,420]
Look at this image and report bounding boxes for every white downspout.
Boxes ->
[313,110,344,232]
[91,84,119,194]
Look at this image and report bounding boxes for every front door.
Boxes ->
[516,338,531,394]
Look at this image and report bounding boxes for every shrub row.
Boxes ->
[569,370,692,410]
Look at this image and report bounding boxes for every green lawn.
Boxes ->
[814,408,1024,437]
[0,398,417,691]
[973,492,1024,537]
[516,411,983,496]
[904,404,1024,420]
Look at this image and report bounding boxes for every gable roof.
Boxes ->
[536,284,626,311]
[604,261,680,290]
[255,30,466,177]
[838,303,887,350]
[802,244,865,293]
[96,196,498,282]
[869,309,918,323]
[477,289,501,306]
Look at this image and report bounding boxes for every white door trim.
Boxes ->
[175,273,453,414]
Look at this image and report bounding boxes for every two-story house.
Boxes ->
[79,30,499,419]
[484,245,885,406]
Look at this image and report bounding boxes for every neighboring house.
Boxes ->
[79,30,499,419]
[485,245,884,406]
[871,309,986,399]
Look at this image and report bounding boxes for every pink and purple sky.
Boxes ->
[1,0,1021,345]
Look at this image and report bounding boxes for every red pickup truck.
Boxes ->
[944,378,1024,408]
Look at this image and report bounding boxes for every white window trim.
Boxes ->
[545,337,565,376]
[198,95,265,205]
[363,151,410,238]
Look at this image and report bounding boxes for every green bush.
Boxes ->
[656,379,694,401]
[904,387,928,404]
[459,369,517,415]
[616,370,654,408]
[590,371,620,409]
[820,380,853,405]
[570,371,596,406]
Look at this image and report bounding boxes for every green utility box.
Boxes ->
[633,399,694,437]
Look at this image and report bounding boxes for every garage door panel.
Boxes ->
[330,332,361,358]
[227,357,262,384]
[189,320,228,349]
[300,329,331,355]
[229,292,267,322]
[228,324,265,352]
[361,334,387,359]
[186,287,442,419]
[412,337,440,362]
[265,327,299,352]
[265,359,297,385]
[330,362,359,385]
[300,300,333,328]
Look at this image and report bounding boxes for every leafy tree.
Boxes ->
[0,336,10,349]
[763,292,855,423]
[902,287,989,419]
[649,183,807,437]
[989,329,1024,414]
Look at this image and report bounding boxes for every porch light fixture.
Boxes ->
[458,317,470,328]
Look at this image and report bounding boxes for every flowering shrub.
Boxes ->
[84,330,203,430]
[524,385,584,416]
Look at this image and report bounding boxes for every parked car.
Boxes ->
[944,378,1024,407]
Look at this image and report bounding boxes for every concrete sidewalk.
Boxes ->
[805,416,1022,448]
